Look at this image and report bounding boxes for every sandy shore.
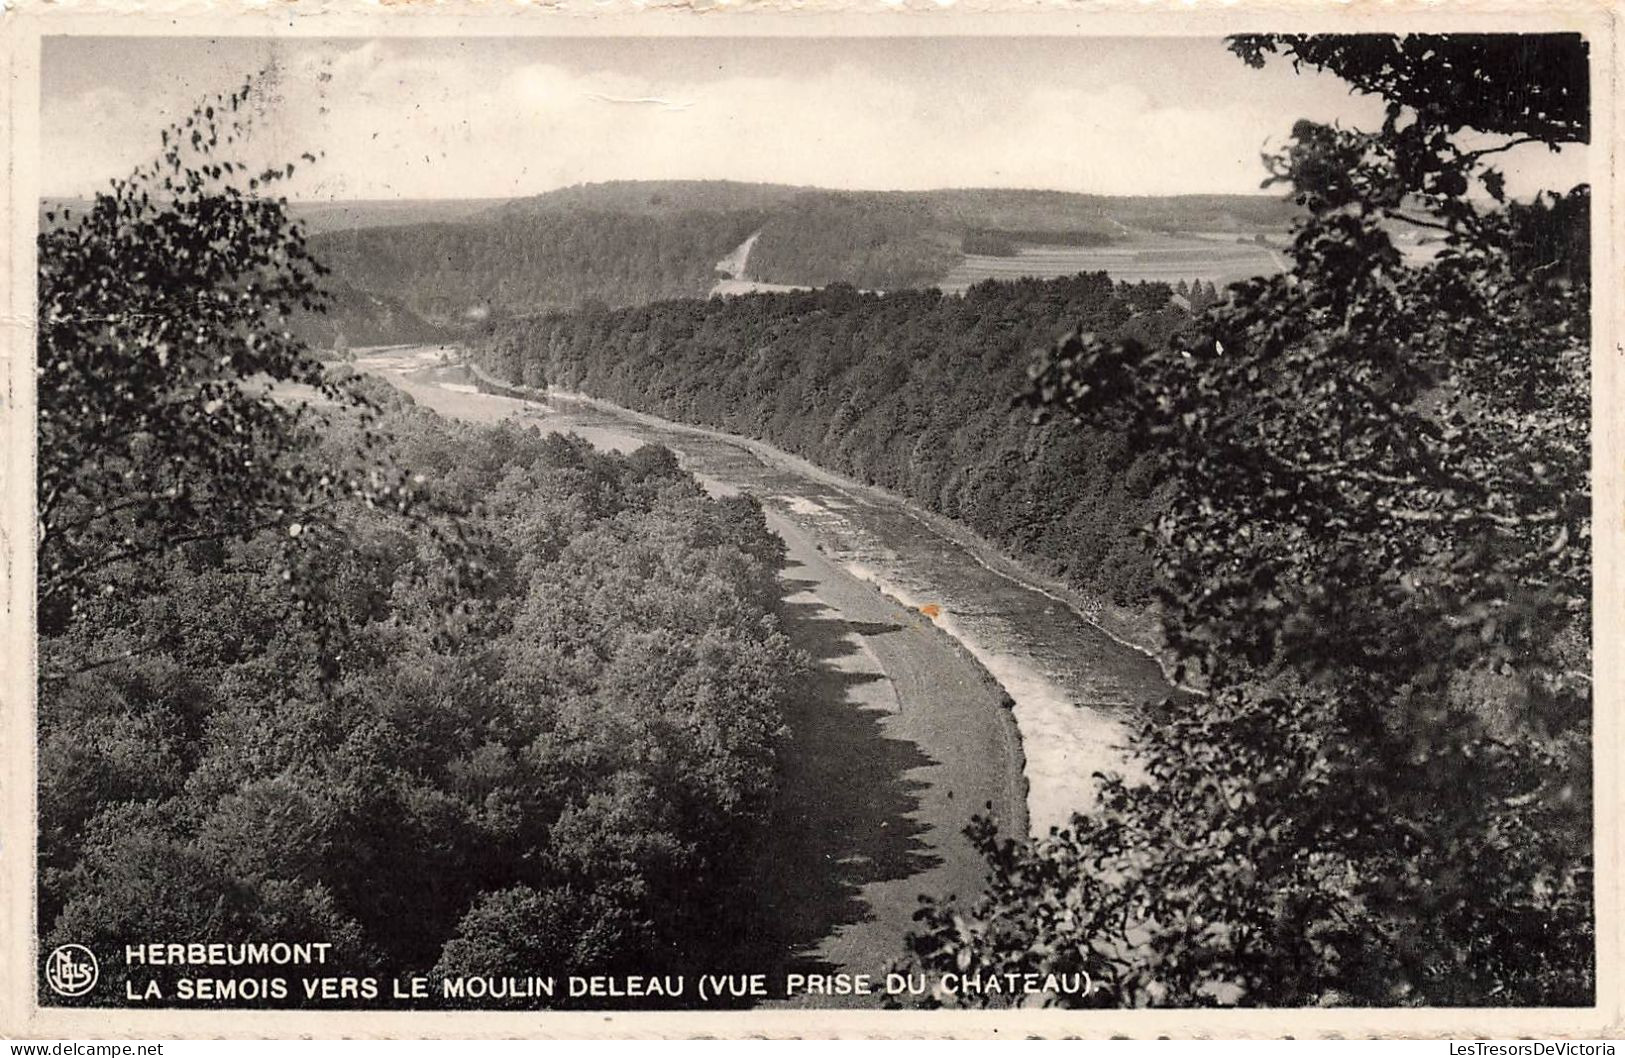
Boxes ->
[746,511,1026,1008]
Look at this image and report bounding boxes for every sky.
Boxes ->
[40,35,1587,201]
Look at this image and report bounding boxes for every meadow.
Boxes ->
[935,230,1287,294]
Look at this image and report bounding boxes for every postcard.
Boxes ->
[1,3,1617,1039]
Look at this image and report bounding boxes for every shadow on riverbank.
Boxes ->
[729,562,940,999]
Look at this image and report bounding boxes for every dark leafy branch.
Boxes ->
[36,77,464,640]
[907,33,1592,1008]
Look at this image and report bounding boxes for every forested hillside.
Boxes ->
[486,181,1299,295]
[300,182,1299,326]
[40,397,802,1004]
[489,180,807,218]
[744,192,960,290]
[286,279,450,351]
[471,274,1191,606]
[49,181,1296,337]
[495,181,1298,240]
[309,209,767,323]
[916,187,1300,235]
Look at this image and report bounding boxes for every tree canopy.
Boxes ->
[471,272,1193,614]
[41,411,803,1006]
[1229,34,1588,143]
[907,33,1592,1007]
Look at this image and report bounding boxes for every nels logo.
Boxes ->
[44,944,99,998]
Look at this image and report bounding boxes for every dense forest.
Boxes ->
[37,89,802,1007]
[39,382,802,1006]
[308,209,767,323]
[470,274,1193,607]
[285,279,449,351]
[744,192,960,290]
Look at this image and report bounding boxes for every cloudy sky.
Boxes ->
[41,35,1585,201]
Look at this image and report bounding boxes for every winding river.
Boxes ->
[354,345,1172,836]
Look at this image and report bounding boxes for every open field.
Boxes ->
[935,229,1288,293]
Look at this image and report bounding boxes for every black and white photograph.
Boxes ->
[2,12,1614,1038]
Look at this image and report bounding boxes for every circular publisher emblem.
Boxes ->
[45,944,98,998]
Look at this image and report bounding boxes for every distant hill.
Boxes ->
[39,197,505,236]
[484,180,1299,294]
[288,198,507,235]
[40,181,1301,335]
[287,280,451,351]
[915,187,1300,236]
[747,191,959,290]
[307,209,767,324]
[493,180,1299,235]
[491,180,809,219]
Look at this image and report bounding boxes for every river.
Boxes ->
[353,345,1172,836]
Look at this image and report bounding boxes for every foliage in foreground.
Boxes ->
[906,33,1593,1007]
[40,408,802,1006]
[35,81,447,643]
[37,86,803,1007]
